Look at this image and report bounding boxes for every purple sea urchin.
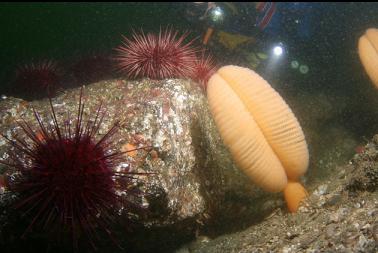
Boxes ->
[0,88,143,249]
[114,28,198,80]
[13,60,62,100]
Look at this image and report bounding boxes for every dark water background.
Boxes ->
[0,3,187,86]
[0,3,377,133]
[1,2,378,253]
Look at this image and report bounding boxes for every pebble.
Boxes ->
[317,196,326,207]
[282,245,296,253]
[196,236,211,243]
[355,235,368,251]
[329,208,349,223]
[326,193,342,206]
[367,209,377,217]
[354,202,362,208]
[326,224,337,239]
[314,184,328,196]
[352,222,360,229]
[372,134,378,144]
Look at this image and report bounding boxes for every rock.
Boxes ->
[346,143,378,193]
[314,184,328,196]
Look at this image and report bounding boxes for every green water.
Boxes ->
[0,3,188,85]
[1,2,378,253]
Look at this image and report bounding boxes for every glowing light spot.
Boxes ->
[273,46,283,56]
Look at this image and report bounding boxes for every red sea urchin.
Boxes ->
[114,28,198,80]
[13,60,62,100]
[0,89,142,249]
[190,53,217,91]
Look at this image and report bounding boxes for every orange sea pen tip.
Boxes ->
[283,181,309,213]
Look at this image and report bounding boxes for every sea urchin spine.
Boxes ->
[0,88,141,249]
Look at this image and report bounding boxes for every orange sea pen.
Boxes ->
[207,65,309,212]
[358,28,378,88]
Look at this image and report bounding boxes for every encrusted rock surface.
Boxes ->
[0,78,280,252]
